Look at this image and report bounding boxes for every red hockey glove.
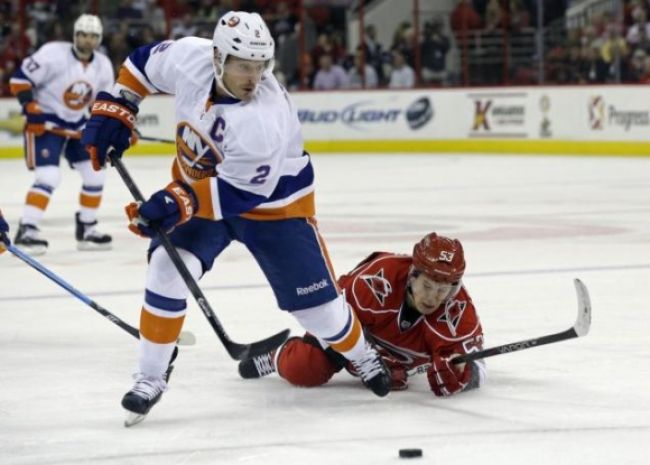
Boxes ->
[23,101,46,136]
[427,355,472,397]
[125,181,197,238]
[81,91,138,171]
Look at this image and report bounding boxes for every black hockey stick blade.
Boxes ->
[407,278,592,376]
[109,152,289,360]
[226,328,291,360]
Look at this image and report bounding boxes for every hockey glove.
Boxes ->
[81,91,138,171]
[125,181,197,238]
[22,101,46,136]
[427,354,472,397]
[0,211,8,254]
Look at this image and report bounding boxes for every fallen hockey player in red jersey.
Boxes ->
[239,232,487,396]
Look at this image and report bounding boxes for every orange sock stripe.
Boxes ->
[329,313,362,353]
[26,191,50,210]
[79,192,102,208]
[140,308,185,344]
[306,217,340,293]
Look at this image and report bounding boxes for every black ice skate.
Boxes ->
[14,223,48,256]
[121,346,177,427]
[121,374,167,427]
[351,344,391,397]
[238,351,276,379]
[75,212,112,251]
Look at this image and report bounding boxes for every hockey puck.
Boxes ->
[399,448,423,458]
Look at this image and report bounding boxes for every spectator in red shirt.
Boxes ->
[451,0,483,34]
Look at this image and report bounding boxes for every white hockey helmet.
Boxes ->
[212,11,275,95]
[74,14,103,43]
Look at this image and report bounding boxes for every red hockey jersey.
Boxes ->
[338,252,484,371]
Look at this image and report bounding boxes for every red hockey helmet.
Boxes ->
[412,233,465,284]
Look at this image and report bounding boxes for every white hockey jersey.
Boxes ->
[115,37,314,221]
[10,42,114,138]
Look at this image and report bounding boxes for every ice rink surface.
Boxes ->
[1,153,649,465]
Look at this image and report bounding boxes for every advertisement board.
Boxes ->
[1,85,649,157]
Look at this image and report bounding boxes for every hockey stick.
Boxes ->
[2,239,196,345]
[407,278,591,376]
[109,152,290,360]
[134,129,175,145]
[138,134,176,144]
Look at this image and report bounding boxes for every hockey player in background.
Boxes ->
[80,10,391,426]
[9,14,115,255]
[239,233,487,397]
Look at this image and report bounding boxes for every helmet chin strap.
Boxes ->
[212,50,238,99]
[217,78,238,99]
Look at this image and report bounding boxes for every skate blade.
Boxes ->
[77,242,113,251]
[124,411,147,427]
[15,244,47,256]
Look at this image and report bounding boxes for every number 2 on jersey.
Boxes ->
[250,165,271,184]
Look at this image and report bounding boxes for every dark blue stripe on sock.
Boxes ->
[82,185,103,193]
[32,183,53,194]
[323,309,352,343]
[145,289,186,312]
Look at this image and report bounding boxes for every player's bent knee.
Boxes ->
[146,246,202,298]
[277,337,337,387]
[74,160,106,185]
[34,165,62,190]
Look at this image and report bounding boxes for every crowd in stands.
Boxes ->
[2,0,650,97]
[544,0,650,83]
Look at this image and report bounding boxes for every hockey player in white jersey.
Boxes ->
[9,14,115,255]
[81,10,391,426]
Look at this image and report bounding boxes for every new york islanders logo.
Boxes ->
[437,299,467,337]
[361,269,392,305]
[175,122,223,181]
[63,80,93,110]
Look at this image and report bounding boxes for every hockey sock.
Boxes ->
[21,165,60,226]
[291,294,367,361]
[75,160,106,222]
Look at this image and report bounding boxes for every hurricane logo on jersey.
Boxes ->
[437,299,467,337]
[175,122,223,182]
[63,80,93,110]
[361,269,392,306]
[370,334,429,367]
